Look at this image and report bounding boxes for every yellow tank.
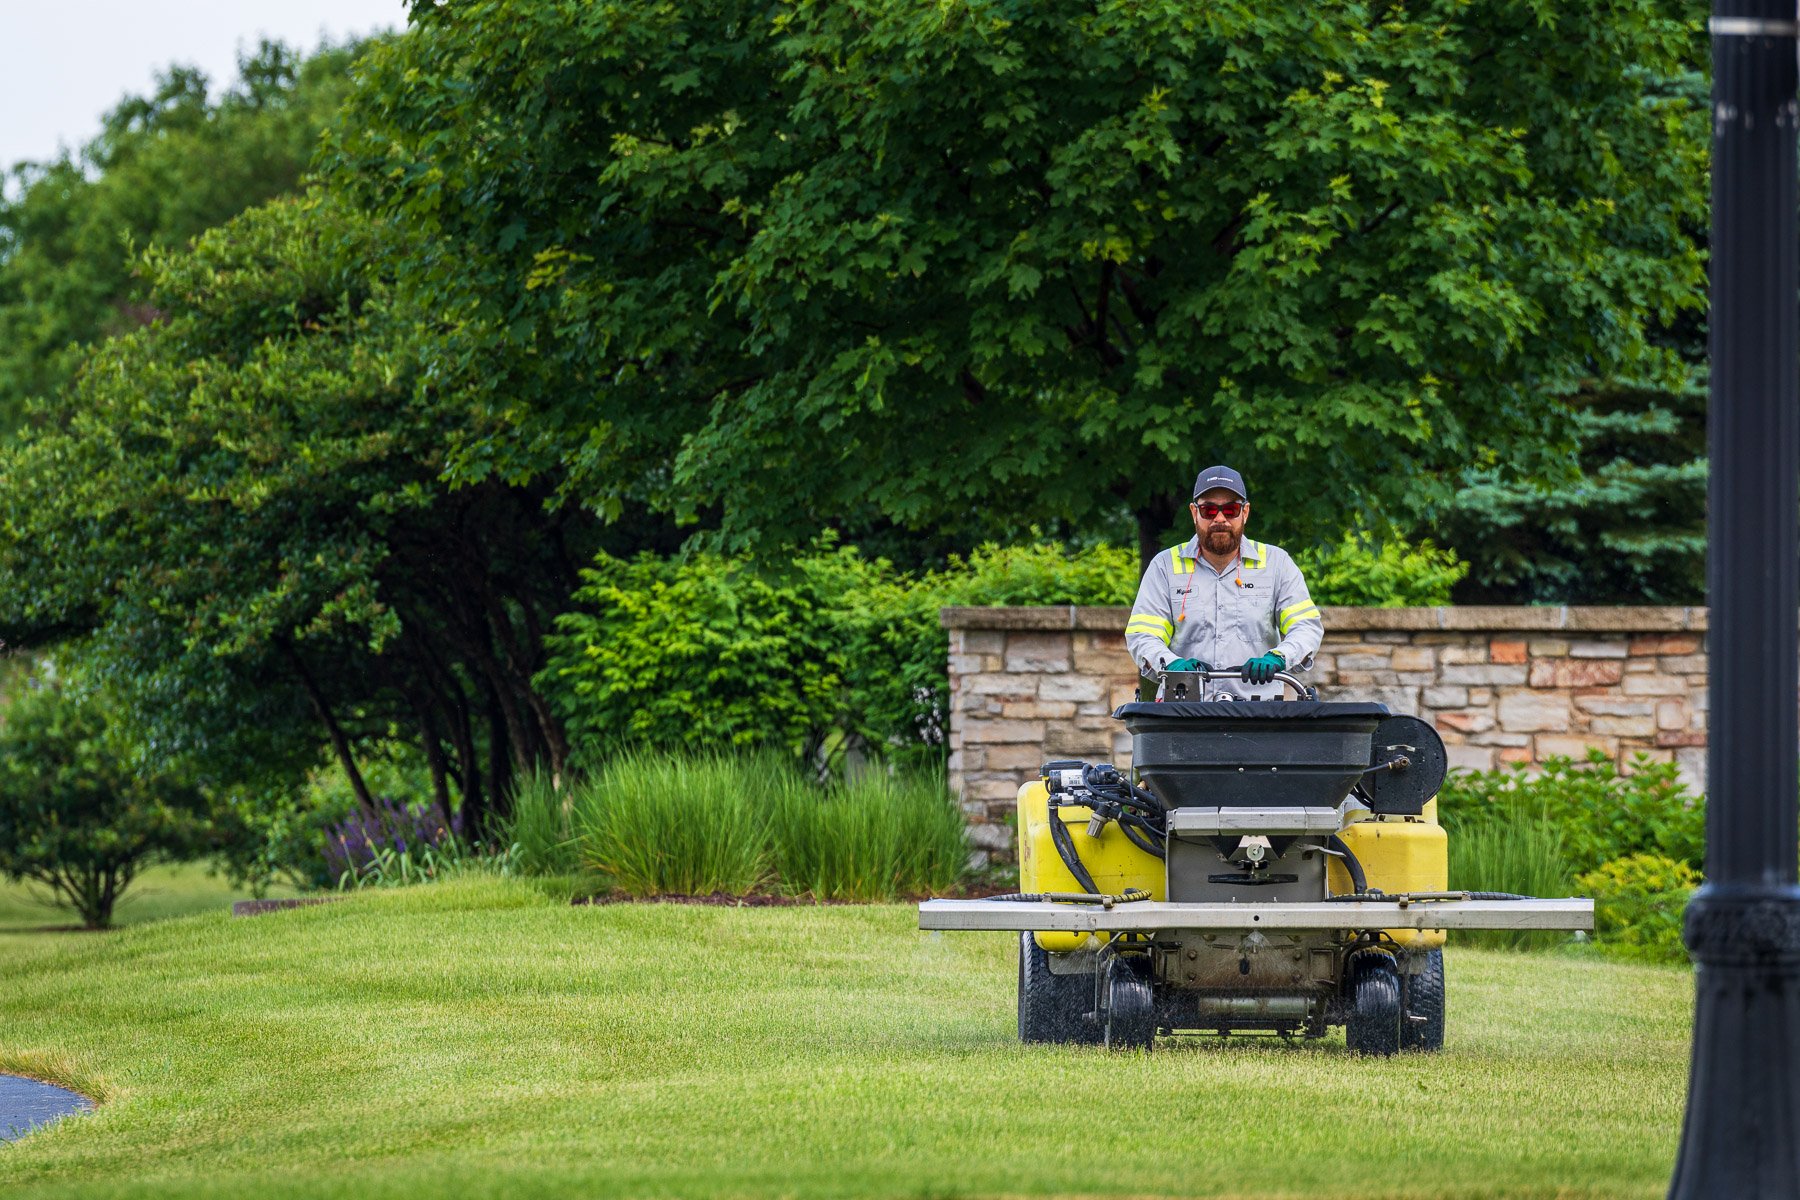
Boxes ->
[1327,801,1448,949]
[1017,780,1161,952]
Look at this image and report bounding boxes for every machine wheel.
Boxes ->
[1102,956,1156,1051]
[1018,932,1098,1044]
[1345,952,1402,1057]
[1400,949,1446,1053]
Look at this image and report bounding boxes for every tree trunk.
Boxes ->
[277,637,375,812]
[1134,492,1183,571]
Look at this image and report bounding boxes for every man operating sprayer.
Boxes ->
[1124,465,1324,700]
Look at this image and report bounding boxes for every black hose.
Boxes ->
[1324,834,1368,895]
[1119,819,1166,860]
[1048,806,1102,894]
[1467,891,1534,900]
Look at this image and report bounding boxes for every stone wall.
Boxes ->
[943,605,1709,858]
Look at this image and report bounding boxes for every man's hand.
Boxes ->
[1240,651,1285,685]
[1166,658,1212,673]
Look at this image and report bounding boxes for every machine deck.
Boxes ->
[918,896,1594,933]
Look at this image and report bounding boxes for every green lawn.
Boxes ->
[0,876,1691,1199]
[0,864,299,936]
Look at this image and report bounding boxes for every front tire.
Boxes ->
[1346,951,1402,1057]
[1102,956,1156,1051]
[1400,949,1446,1052]
[1018,932,1098,1044]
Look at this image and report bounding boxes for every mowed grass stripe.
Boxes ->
[0,878,1690,1199]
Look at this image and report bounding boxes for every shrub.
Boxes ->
[0,679,210,928]
[1576,853,1700,965]
[1293,532,1469,607]
[1437,750,1703,876]
[540,552,847,761]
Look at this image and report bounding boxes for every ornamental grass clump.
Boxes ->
[573,752,775,897]
[500,769,583,877]
[767,768,967,901]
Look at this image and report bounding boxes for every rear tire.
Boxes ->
[1346,952,1402,1057]
[1018,932,1098,1044]
[1102,956,1156,1051]
[1400,949,1446,1053]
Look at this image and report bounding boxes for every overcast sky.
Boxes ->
[3,1,405,176]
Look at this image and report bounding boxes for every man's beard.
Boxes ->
[1204,526,1241,556]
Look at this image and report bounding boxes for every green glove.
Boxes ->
[1240,651,1285,686]
[1166,658,1212,673]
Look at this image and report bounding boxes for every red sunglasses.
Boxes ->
[1193,500,1245,520]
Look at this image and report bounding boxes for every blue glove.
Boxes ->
[1166,658,1212,673]
[1240,651,1285,685]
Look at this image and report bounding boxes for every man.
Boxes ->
[1125,465,1323,700]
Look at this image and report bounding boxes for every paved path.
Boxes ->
[0,1074,90,1143]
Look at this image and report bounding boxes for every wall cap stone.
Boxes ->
[941,605,1710,633]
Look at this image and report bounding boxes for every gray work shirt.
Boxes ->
[1125,535,1324,700]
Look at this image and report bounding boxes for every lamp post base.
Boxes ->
[1669,884,1800,1198]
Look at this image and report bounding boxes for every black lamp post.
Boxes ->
[1668,5,1800,1196]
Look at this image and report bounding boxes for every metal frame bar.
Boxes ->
[919,897,1593,933]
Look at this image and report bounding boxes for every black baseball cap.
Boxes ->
[1192,465,1247,501]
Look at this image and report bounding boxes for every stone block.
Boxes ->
[1574,696,1655,717]
[1590,714,1657,737]
[1356,685,1420,715]
[966,777,1022,803]
[1536,733,1617,760]
[1041,728,1112,760]
[1676,747,1707,792]
[1436,710,1496,734]
[1621,674,1687,697]
[1498,690,1572,732]
[1004,632,1073,672]
[1659,655,1708,675]
[1655,731,1707,748]
[1498,747,1533,765]
[1364,632,1413,644]
[1439,645,1490,665]
[1439,664,1529,686]
[1469,689,1494,705]
[1336,653,1393,670]
[1390,647,1437,672]
[1623,660,1656,673]
[965,672,1029,696]
[1002,700,1077,720]
[968,822,1013,852]
[1568,640,1630,659]
[958,629,1007,655]
[949,654,985,675]
[1529,659,1624,688]
[1527,637,1572,657]
[982,743,1048,772]
[1469,731,1532,747]
[1446,745,1496,772]
[1422,685,1469,709]
[1630,634,1703,657]
[972,719,1046,744]
[1490,639,1528,664]
[1657,700,1686,731]
[1038,675,1105,702]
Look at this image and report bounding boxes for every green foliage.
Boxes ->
[0,40,370,434]
[1447,816,1576,952]
[1438,751,1703,876]
[1576,853,1700,965]
[329,0,1706,560]
[0,676,210,928]
[1292,533,1469,607]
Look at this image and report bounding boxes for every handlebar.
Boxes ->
[1158,666,1316,700]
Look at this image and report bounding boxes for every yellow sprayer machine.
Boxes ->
[918,668,1594,1053]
